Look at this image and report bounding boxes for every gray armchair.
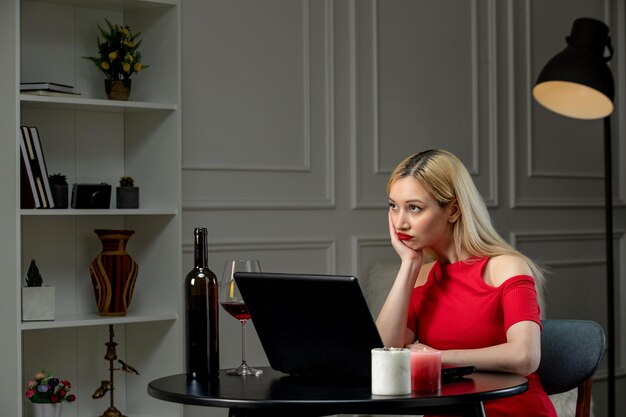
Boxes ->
[537,320,605,417]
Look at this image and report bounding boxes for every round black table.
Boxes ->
[148,368,527,417]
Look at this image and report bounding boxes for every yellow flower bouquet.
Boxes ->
[84,19,149,80]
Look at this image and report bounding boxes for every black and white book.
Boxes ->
[19,133,40,209]
[19,126,51,208]
[29,126,55,208]
[20,82,75,94]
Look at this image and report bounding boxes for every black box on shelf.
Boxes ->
[71,183,111,209]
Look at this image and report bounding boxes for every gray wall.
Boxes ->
[180,1,625,416]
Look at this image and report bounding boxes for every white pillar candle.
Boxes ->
[371,348,411,395]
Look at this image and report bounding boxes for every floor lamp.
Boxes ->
[532,17,615,417]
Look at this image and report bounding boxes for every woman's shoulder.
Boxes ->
[483,254,533,287]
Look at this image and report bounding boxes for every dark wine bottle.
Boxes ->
[184,227,219,378]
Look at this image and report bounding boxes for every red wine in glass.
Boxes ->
[220,259,263,376]
[220,301,251,321]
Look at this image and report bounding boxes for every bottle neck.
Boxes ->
[193,228,208,269]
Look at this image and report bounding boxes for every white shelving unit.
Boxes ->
[21,208,178,216]
[20,312,179,331]
[20,94,178,111]
[0,0,183,416]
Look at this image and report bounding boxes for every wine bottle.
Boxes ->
[184,227,219,378]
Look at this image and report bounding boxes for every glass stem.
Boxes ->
[240,320,247,365]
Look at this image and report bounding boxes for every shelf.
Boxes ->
[20,208,178,216]
[28,0,176,12]
[21,311,178,331]
[20,94,177,112]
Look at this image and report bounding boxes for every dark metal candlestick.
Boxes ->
[92,325,140,417]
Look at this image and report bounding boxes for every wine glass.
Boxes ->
[220,259,263,376]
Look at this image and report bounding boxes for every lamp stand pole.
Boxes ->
[603,115,615,417]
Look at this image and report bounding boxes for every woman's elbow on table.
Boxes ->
[509,349,541,376]
[505,321,542,375]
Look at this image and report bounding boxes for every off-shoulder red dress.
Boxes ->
[406,256,557,417]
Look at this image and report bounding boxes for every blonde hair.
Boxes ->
[388,149,544,284]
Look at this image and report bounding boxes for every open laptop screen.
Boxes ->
[234,272,384,378]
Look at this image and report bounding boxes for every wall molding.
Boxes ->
[183,0,312,173]
[351,234,390,278]
[511,228,624,249]
[182,237,337,274]
[351,0,498,209]
[182,0,335,210]
[182,196,335,211]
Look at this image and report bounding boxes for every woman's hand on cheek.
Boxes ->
[388,212,422,263]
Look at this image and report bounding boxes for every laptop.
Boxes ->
[234,271,476,380]
[234,272,383,378]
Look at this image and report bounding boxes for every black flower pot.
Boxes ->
[116,186,139,209]
[51,184,69,209]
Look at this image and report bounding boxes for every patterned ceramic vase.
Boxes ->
[89,229,139,316]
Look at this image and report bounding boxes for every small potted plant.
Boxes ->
[22,259,55,321]
[48,173,68,209]
[83,19,149,101]
[116,176,139,209]
[25,368,76,417]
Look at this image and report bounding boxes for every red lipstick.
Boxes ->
[397,233,412,241]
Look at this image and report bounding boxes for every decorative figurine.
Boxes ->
[22,259,55,321]
[26,259,43,287]
[92,325,140,417]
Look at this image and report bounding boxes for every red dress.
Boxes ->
[406,257,557,417]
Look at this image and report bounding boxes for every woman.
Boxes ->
[376,149,556,417]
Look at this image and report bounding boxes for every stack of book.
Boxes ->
[20,82,81,97]
[20,126,55,209]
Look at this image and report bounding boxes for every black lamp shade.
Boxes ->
[532,18,614,119]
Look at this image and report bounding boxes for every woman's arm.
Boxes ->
[441,320,541,376]
[375,213,423,347]
[439,255,542,376]
[375,260,421,347]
